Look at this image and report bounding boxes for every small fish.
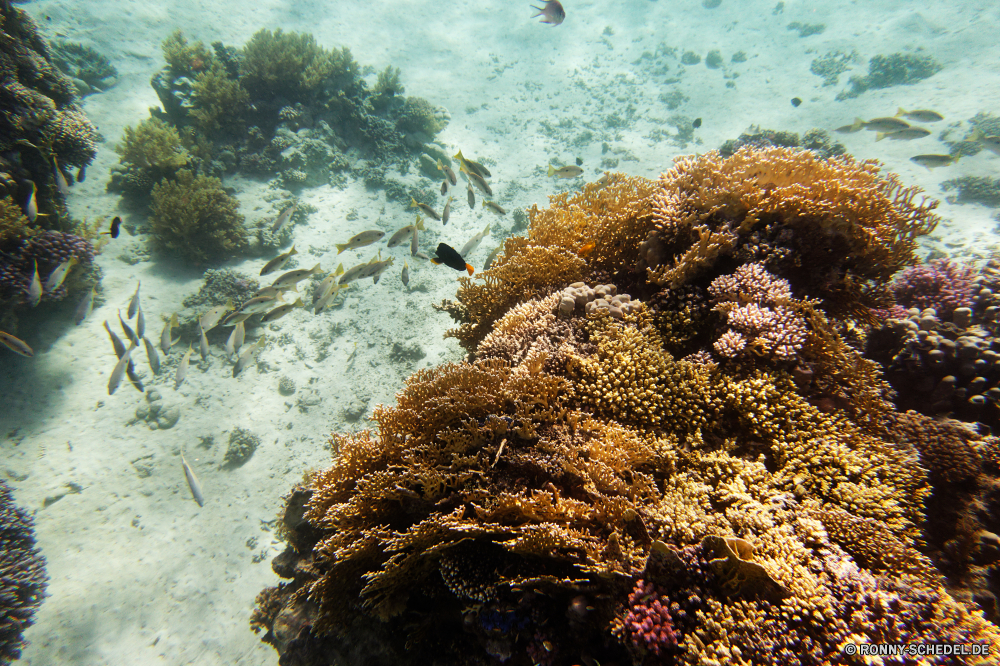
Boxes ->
[43,256,77,293]
[198,324,209,361]
[160,313,179,355]
[52,157,70,198]
[595,173,611,189]
[790,97,802,108]
[857,116,910,132]
[483,200,507,216]
[26,260,41,307]
[484,246,502,270]
[127,281,140,319]
[175,345,193,389]
[401,261,409,286]
[314,284,347,314]
[358,256,395,284]
[100,216,122,239]
[896,107,943,123]
[438,159,458,186]
[261,298,305,323]
[271,264,322,291]
[910,154,957,169]
[834,120,864,134]
[25,181,37,223]
[336,231,385,254]
[440,180,448,196]
[340,261,373,286]
[460,224,491,257]
[692,118,702,129]
[578,241,596,258]
[233,336,266,378]
[221,311,253,326]
[414,251,430,260]
[199,298,234,332]
[875,127,931,142]
[548,164,583,179]
[467,182,476,209]
[410,198,441,221]
[387,218,426,248]
[972,128,1000,156]
[411,215,421,256]
[180,453,204,507]
[453,150,491,179]
[136,306,145,339]
[252,286,284,300]
[432,243,474,275]
[74,285,95,325]
[118,309,139,346]
[237,294,282,314]
[142,336,161,375]
[464,169,493,197]
[0,330,33,357]
[260,244,298,276]
[108,343,136,395]
[314,274,339,305]
[442,196,453,225]
[226,320,246,359]
[76,166,86,183]
[531,0,565,25]
[270,204,296,233]
[104,320,126,358]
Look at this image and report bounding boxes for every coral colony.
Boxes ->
[250,147,1000,665]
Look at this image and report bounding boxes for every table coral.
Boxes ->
[254,147,1000,666]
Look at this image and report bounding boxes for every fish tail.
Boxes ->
[336,243,347,254]
[547,164,556,177]
[896,107,907,117]
[466,264,475,275]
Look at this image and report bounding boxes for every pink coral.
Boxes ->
[623,579,678,655]
[889,259,975,320]
[708,262,792,304]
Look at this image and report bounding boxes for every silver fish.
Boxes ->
[25,181,37,223]
[108,343,136,395]
[465,170,492,196]
[27,260,41,307]
[411,217,420,256]
[460,224,491,257]
[198,325,209,362]
[225,321,245,360]
[237,294,282,315]
[442,196,453,226]
[221,311,253,326]
[43,257,78,293]
[270,204,296,233]
[467,182,475,210]
[118,309,139,346]
[74,286,95,325]
[547,164,583,179]
[127,281,140,319]
[271,264,322,291]
[52,157,70,198]
[438,159,457,186]
[387,218,426,248]
[253,286,284,300]
[175,345,193,389]
[410,198,441,221]
[261,298,304,323]
[484,246,502,270]
[180,453,204,507]
[160,314,179,355]
[339,260,374,286]
[142,336,161,375]
[104,320,126,358]
[314,285,346,314]
[401,261,409,287]
[336,231,384,254]
[199,299,234,332]
[260,245,298,276]
[0,330,33,358]
[136,306,145,339]
[233,336,265,378]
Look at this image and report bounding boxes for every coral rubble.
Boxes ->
[253,147,1000,666]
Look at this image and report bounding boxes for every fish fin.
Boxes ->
[417,217,425,231]
[335,262,344,275]
[875,132,886,142]
[431,258,442,265]
[289,244,297,255]
[410,197,419,208]
[854,117,866,126]
[466,264,475,276]
[971,127,984,142]
[896,107,907,117]
[336,243,347,254]
[311,263,321,273]
[169,313,179,327]
[437,159,444,170]
[224,297,234,310]
[547,164,556,177]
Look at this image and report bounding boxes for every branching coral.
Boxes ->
[240,28,358,100]
[161,30,216,77]
[149,170,246,264]
[190,65,249,134]
[115,118,189,170]
[890,258,976,321]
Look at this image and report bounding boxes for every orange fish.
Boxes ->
[578,242,595,258]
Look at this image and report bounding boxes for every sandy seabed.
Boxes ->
[2,0,999,663]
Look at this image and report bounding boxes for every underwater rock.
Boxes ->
[341,397,368,422]
[135,389,181,430]
[278,376,296,396]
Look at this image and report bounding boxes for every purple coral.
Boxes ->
[0,231,95,305]
[889,259,975,321]
[623,579,678,655]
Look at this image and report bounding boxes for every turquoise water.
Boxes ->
[1,0,999,664]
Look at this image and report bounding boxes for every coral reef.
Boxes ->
[149,170,247,264]
[0,479,48,664]
[115,118,189,170]
[889,258,976,321]
[837,52,942,101]
[942,176,1000,208]
[278,376,296,396]
[0,230,96,306]
[161,30,216,78]
[253,147,999,666]
[719,126,845,160]
[240,28,359,101]
[224,427,260,467]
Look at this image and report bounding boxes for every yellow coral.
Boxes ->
[115,118,189,170]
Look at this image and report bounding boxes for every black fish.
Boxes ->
[108,216,121,238]
[441,180,448,195]
[76,166,86,183]
[791,97,802,107]
[692,118,702,129]
[431,243,474,275]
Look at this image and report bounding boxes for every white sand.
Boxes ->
[3,0,999,663]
